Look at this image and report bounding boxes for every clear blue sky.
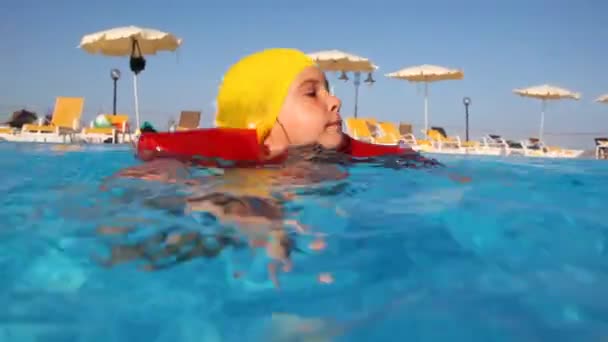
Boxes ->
[1,0,607,148]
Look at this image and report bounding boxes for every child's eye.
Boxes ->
[305,89,317,97]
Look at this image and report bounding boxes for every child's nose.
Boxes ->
[327,94,341,113]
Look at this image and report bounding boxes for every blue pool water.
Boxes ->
[1,142,608,342]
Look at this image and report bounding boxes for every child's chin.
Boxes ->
[317,131,343,149]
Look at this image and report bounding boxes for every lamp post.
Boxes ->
[462,96,471,142]
[337,71,375,118]
[353,72,361,118]
[110,68,121,115]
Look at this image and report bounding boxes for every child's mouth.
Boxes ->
[326,119,343,129]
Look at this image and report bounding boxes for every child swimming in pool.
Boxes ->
[115,47,442,191]
[120,48,352,180]
[104,48,443,286]
[218,48,345,159]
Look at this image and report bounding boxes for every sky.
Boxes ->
[1,0,607,149]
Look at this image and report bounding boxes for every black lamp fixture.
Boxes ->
[110,68,121,115]
[364,72,375,85]
[337,71,349,81]
[462,96,471,142]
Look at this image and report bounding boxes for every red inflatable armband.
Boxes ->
[136,128,420,166]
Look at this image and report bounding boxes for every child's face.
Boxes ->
[271,66,343,149]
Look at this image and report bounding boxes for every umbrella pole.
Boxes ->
[354,72,361,118]
[424,82,429,133]
[539,99,546,141]
[354,82,360,118]
[133,74,141,129]
[129,38,146,130]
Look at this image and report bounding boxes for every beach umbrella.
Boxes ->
[385,64,464,133]
[79,26,183,128]
[594,94,608,104]
[513,84,580,140]
[307,49,378,118]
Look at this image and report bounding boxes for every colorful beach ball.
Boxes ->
[94,114,112,128]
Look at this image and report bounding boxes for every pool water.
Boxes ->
[1,142,608,342]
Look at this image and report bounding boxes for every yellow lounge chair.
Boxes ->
[22,97,84,137]
[523,137,583,159]
[377,120,437,148]
[0,126,15,134]
[0,126,17,141]
[175,110,201,131]
[352,119,437,149]
[373,121,402,145]
[595,137,608,160]
[350,117,401,145]
[461,140,487,153]
[361,119,409,145]
[359,118,397,144]
[345,117,402,146]
[461,140,479,148]
[395,122,432,151]
[344,117,375,144]
[543,144,582,158]
[426,127,463,151]
[82,114,131,143]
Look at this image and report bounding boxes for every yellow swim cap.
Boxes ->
[215,48,315,142]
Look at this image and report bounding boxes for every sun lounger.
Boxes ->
[81,114,132,143]
[518,137,584,158]
[21,97,84,143]
[175,110,201,131]
[595,137,608,159]
[344,117,401,145]
[393,122,432,151]
[425,126,464,152]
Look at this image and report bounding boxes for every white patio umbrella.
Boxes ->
[513,84,581,140]
[307,49,378,118]
[307,49,377,72]
[79,26,183,128]
[595,94,608,104]
[385,64,464,132]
